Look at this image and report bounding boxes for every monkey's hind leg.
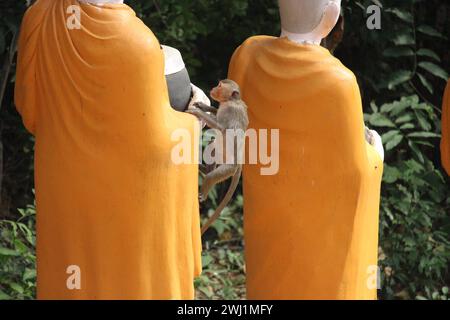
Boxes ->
[199,163,217,178]
[200,164,238,202]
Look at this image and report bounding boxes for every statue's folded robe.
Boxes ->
[15,0,201,299]
[441,80,450,175]
[229,36,384,300]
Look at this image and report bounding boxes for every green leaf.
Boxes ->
[407,132,441,138]
[0,247,20,256]
[416,49,441,62]
[415,111,432,131]
[392,33,415,46]
[382,130,400,143]
[383,165,401,184]
[13,239,28,254]
[355,2,366,11]
[395,113,414,124]
[0,290,11,300]
[370,101,378,113]
[400,123,415,130]
[417,25,445,38]
[9,283,24,294]
[23,268,36,281]
[369,113,396,128]
[388,70,413,89]
[201,254,214,268]
[418,62,449,81]
[380,102,396,113]
[414,140,434,147]
[386,134,404,151]
[212,218,228,235]
[408,141,425,163]
[198,286,213,299]
[417,73,434,94]
[432,291,440,300]
[388,8,413,23]
[383,47,414,58]
[371,0,383,7]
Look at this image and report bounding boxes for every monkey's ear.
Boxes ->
[232,90,240,99]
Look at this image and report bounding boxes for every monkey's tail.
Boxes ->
[201,165,242,235]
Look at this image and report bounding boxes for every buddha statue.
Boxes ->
[15,0,206,299]
[228,0,384,299]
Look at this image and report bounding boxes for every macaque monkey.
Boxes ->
[187,80,249,235]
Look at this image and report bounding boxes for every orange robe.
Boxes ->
[15,0,201,299]
[229,36,383,300]
[441,80,450,175]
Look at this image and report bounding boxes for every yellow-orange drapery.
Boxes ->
[441,80,450,175]
[229,36,383,300]
[15,0,201,300]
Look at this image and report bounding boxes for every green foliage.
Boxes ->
[195,198,245,300]
[126,0,280,87]
[353,0,450,299]
[0,0,449,300]
[0,202,36,300]
[0,1,35,216]
[367,96,450,299]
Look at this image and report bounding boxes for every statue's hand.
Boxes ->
[187,84,210,129]
[365,127,384,162]
[365,127,375,145]
[188,83,211,110]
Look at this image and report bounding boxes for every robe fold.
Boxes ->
[229,36,383,300]
[15,0,201,300]
[441,80,450,175]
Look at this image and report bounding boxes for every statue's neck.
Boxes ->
[280,29,322,45]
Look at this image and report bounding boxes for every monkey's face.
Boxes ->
[210,81,239,103]
[210,82,229,103]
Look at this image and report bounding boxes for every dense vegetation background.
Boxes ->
[0,0,449,300]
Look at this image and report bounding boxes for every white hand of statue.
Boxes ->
[188,83,210,129]
[366,127,385,162]
[188,83,211,110]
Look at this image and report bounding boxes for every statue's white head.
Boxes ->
[278,0,342,42]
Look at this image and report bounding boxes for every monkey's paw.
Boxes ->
[192,102,202,109]
[199,193,208,203]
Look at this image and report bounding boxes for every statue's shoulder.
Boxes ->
[230,35,275,71]
[26,0,54,14]
[238,35,275,53]
[324,54,358,87]
[21,0,52,26]
[311,53,361,102]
